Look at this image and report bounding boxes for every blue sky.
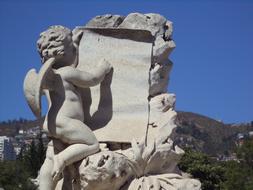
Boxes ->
[0,0,252,123]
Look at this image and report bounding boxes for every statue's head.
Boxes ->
[37,25,82,67]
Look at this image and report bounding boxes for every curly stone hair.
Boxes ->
[37,25,73,63]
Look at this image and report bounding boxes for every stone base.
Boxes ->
[54,139,201,190]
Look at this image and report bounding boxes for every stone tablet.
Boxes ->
[77,28,153,143]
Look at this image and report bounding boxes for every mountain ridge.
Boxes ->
[0,111,252,156]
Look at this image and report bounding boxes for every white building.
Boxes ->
[18,129,24,134]
[0,136,16,161]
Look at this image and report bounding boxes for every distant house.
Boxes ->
[236,132,253,147]
[0,136,16,160]
[249,131,253,143]
[236,133,245,147]
[18,129,24,134]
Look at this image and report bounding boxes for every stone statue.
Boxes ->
[24,25,112,189]
[24,13,201,190]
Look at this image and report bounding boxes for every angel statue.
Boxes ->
[24,25,112,189]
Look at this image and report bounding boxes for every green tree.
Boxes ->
[0,135,46,190]
[24,140,39,177]
[178,148,225,190]
[237,139,253,169]
[221,140,253,190]
[179,140,253,190]
[0,160,36,190]
[220,161,249,190]
[23,136,46,178]
[37,134,46,169]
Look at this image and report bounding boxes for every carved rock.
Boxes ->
[77,136,200,190]
[78,151,132,190]
[125,174,201,190]
[118,13,167,37]
[85,14,125,28]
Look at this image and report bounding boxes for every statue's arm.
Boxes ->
[58,59,111,88]
[42,68,56,91]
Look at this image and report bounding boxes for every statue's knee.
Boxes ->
[40,159,53,175]
[92,141,99,152]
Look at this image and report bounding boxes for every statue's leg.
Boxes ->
[55,116,98,145]
[54,116,100,165]
[52,143,99,183]
[62,165,78,190]
[39,141,57,190]
[52,117,99,183]
[52,139,82,190]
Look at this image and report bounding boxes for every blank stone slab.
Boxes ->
[77,28,153,143]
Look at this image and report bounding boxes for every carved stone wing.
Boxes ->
[23,58,55,118]
[24,68,39,117]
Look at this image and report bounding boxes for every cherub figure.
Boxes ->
[24,25,111,189]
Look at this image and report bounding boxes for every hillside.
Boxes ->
[0,118,44,137]
[0,112,252,156]
[173,111,253,156]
